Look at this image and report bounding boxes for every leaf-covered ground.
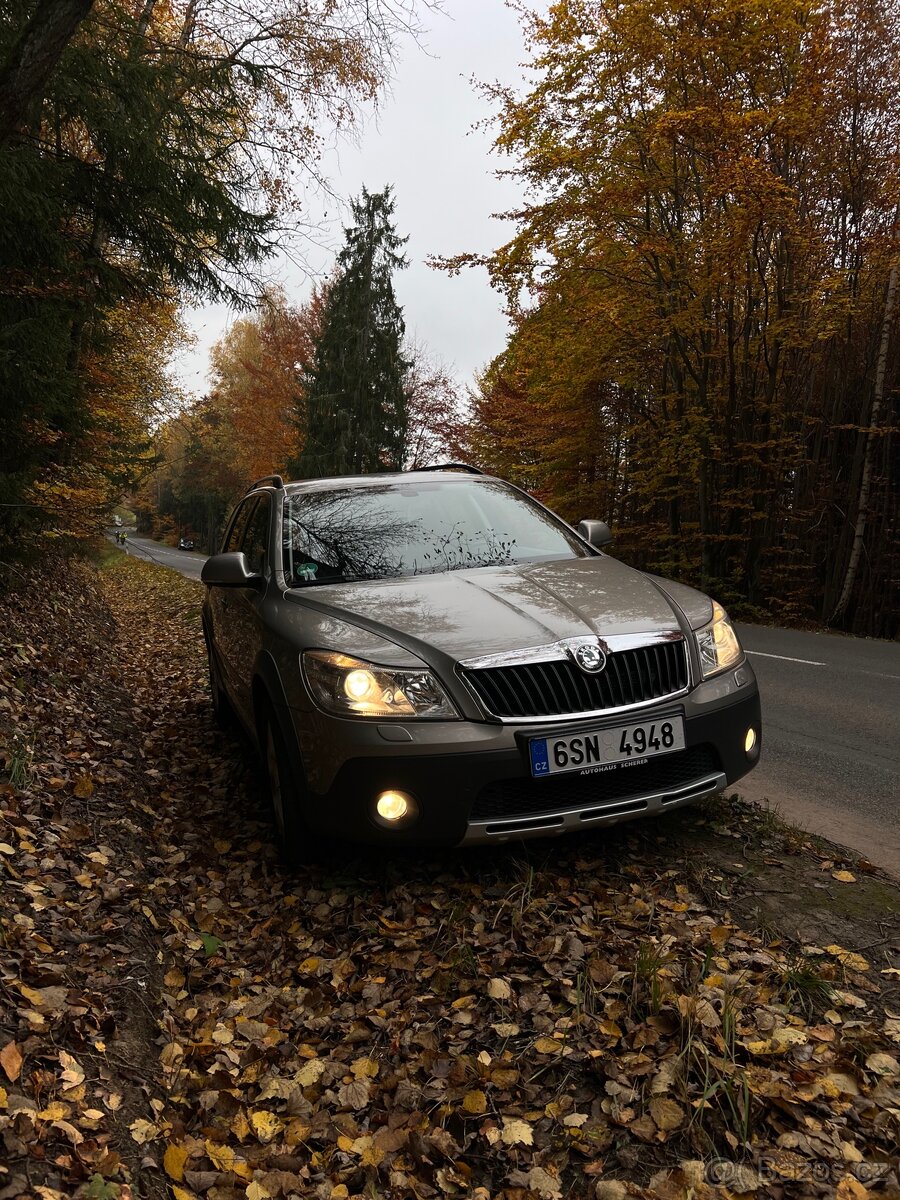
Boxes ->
[1,550,898,1200]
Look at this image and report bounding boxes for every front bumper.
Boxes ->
[294,668,762,846]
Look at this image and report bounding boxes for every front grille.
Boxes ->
[462,639,688,719]
[471,745,720,821]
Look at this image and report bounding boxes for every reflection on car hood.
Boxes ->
[289,556,685,664]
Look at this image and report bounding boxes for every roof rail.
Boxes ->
[411,462,485,475]
[246,474,285,493]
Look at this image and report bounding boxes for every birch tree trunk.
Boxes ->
[830,245,898,624]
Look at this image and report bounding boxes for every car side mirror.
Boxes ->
[201,551,263,588]
[577,519,613,549]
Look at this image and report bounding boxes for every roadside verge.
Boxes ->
[1,550,898,1199]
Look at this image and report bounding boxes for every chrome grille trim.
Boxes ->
[459,629,684,672]
[460,772,726,843]
[459,634,690,723]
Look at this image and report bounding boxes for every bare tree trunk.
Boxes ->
[0,0,94,144]
[830,247,898,625]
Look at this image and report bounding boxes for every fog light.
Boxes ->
[375,790,413,823]
[744,727,757,754]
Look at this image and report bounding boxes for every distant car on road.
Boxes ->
[178,537,195,551]
[201,466,761,862]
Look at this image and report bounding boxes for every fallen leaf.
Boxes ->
[650,1096,684,1131]
[500,1117,533,1146]
[865,1052,898,1076]
[0,1041,22,1082]
[164,1143,189,1181]
[250,1110,282,1143]
[487,978,511,1000]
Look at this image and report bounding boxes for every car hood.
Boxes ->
[285,555,691,665]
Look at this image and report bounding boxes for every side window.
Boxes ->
[241,496,271,575]
[223,499,256,553]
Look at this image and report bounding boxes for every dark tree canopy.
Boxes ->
[294,186,410,478]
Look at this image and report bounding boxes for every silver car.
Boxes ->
[201,466,761,861]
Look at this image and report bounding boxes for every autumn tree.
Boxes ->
[0,0,423,550]
[294,187,410,477]
[136,287,327,549]
[448,0,899,635]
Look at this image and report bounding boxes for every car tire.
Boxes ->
[205,637,235,730]
[261,707,317,867]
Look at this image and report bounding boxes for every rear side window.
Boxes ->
[242,496,270,575]
[223,498,256,553]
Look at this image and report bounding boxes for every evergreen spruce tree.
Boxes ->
[295,186,410,477]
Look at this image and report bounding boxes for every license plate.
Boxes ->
[529,716,685,778]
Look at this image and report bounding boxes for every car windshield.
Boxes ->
[282,478,589,587]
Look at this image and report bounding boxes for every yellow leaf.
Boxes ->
[37,1102,68,1121]
[298,957,319,973]
[337,1135,354,1152]
[0,843,14,855]
[832,870,856,883]
[534,1037,565,1054]
[463,1089,487,1114]
[826,945,870,972]
[172,1188,195,1200]
[487,978,511,1000]
[836,1177,869,1200]
[452,994,475,1009]
[246,1183,271,1200]
[361,1143,385,1168]
[205,1140,235,1172]
[295,1058,326,1087]
[250,1110,281,1143]
[164,1143,189,1181]
[350,1056,379,1078]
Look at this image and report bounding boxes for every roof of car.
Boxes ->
[246,465,497,498]
[287,471,495,493]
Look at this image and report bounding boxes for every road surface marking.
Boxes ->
[746,650,827,666]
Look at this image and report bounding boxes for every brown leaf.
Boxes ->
[72,773,94,798]
[0,1041,22,1082]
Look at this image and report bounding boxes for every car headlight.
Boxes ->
[302,650,459,719]
[694,602,743,678]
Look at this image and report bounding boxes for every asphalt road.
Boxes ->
[112,531,207,581]
[112,531,899,873]
[734,623,899,875]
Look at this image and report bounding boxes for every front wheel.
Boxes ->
[262,710,317,867]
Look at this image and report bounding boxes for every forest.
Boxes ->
[1,0,897,637]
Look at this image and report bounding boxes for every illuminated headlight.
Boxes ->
[694,602,743,679]
[302,650,459,719]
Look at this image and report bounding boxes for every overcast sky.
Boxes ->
[172,0,531,397]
